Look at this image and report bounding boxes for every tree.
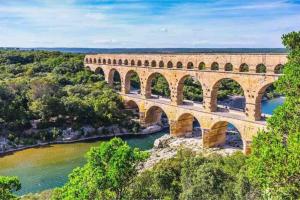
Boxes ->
[246,31,300,199]
[0,176,21,200]
[52,138,149,200]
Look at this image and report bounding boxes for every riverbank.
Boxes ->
[0,125,165,156]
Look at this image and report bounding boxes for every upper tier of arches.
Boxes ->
[85,54,287,75]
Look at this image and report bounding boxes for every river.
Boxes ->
[0,97,284,196]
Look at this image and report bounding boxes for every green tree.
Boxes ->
[0,176,21,200]
[52,138,148,200]
[246,31,300,199]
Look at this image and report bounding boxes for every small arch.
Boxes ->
[85,58,89,63]
[198,62,205,70]
[239,63,249,72]
[98,58,101,64]
[159,61,164,68]
[131,60,135,66]
[211,62,219,70]
[124,100,140,120]
[274,64,284,74]
[224,63,233,71]
[144,60,149,67]
[95,67,105,79]
[124,59,129,65]
[175,113,202,137]
[256,64,266,73]
[89,58,93,63]
[118,59,122,65]
[187,62,194,69]
[113,59,117,65]
[151,60,157,67]
[167,61,173,68]
[93,58,97,64]
[103,59,107,65]
[137,60,142,66]
[176,62,183,69]
[86,66,91,71]
[108,59,112,65]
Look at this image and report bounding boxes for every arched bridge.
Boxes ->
[84,53,287,154]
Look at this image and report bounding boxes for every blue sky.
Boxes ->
[0,0,299,48]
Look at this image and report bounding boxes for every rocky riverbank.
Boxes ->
[0,125,164,156]
[140,134,242,170]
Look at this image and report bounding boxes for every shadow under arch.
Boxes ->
[95,67,105,77]
[108,68,122,91]
[124,100,140,121]
[144,105,169,128]
[145,72,171,99]
[124,70,141,94]
[210,78,246,112]
[174,113,202,137]
[205,120,244,150]
[176,74,203,105]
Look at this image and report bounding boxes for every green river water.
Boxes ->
[0,131,166,195]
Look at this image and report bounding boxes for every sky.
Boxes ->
[0,0,300,48]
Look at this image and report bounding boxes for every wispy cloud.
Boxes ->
[0,0,299,47]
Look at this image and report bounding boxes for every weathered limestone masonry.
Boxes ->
[84,53,287,154]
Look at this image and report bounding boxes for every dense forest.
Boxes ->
[1,31,299,200]
[0,50,138,148]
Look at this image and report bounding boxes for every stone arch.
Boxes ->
[86,66,91,71]
[124,100,140,121]
[131,60,135,66]
[253,81,277,120]
[198,62,205,70]
[224,63,233,71]
[187,62,194,69]
[113,59,117,65]
[167,61,173,68]
[151,60,157,67]
[85,58,89,63]
[93,58,97,64]
[256,64,266,73]
[144,60,150,67]
[103,59,107,65]
[98,58,101,64]
[211,62,219,70]
[108,68,122,91]
[204,120,244,149]
[124,59,129,65]
[210,78,246,112]
[274,64,284,74]
[137,60,142,66]
[239,63,249,72]
[159,61,164,68]
[124,70,141,94]
[176,61,183,69]
[145,72,171,98]
[144,105,169,127]
[173,113,202,137]
[108,59,112,65]
[89,58,93,63]
[95,67,105,77]
[118,59,122,65]
[176,75,203,105]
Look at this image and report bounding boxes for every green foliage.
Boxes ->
[246,31,300,199]
[52,138,149,200]
[0,176,21,200]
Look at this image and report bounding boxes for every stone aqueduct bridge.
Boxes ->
[84,53,287,154]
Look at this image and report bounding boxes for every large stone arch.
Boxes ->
[145,72,171,98]
[172,113,201,137]
[144,105,170,127]
[175,74,204,105]
[124,70,141,94]
[108,68,122,88]
[209,77,246,112]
